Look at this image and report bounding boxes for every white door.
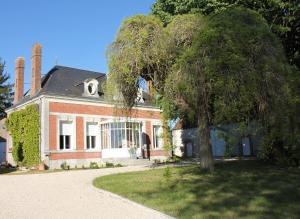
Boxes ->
[0,142,6,163]
[242,137,251,156]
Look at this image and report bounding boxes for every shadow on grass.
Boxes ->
[132,160,300,218]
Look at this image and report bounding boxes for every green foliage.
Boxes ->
[106,15,169,108]
[89,162,99,169]
[151,0,300,69]
[164,7,293,169]
[6,105,40,166]
[105,162,114,168]
[60,161,70,170]
[166,7,289,124]
[115,163,123,167]
[0,59,13,119]
[107,4,298,169]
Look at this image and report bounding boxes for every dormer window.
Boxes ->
[83,78,99,97]
[88,82,97,95]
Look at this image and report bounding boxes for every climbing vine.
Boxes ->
[6,104,40,166]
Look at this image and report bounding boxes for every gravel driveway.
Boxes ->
[0,166,172,219]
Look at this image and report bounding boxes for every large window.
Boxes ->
[100,122,141,149]
[86,122,98,149]
[59,121,73,150]
[153,125,163,149]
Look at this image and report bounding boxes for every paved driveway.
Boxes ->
[0,166,172,219]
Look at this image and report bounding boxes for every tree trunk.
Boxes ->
[198,117,214,172]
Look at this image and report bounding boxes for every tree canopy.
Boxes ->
[0,59,12,119]
[152,0,300,69]
[107,6,295,170]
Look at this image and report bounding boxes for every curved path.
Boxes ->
[0,166,172,219]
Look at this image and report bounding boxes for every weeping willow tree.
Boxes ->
[107,8,292,171]
[106,14,201,148]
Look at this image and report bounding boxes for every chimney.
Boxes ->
[30,43,42,97]
[13,57,25,104]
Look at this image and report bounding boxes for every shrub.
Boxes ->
[60,161,70,170]
[153,159,161,164]
[105,162,114,168]
[89,162,99,169]
[115,163,123,167]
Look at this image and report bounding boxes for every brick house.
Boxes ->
[6,44,167,169]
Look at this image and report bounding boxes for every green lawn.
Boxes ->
[93,160,300,219]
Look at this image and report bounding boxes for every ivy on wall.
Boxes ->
[6,104,40,166]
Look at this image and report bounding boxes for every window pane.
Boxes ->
[101,124,108,149]
[86,136,90,149]
[116,129,122,148]
[60,135,64,150]
[111,130,115,148]
[65,135,71,149]
[134,129,140,148]
[153,126,163,148]
[91,136,96,149]
[122,129,126,147]
[127,128,132,147]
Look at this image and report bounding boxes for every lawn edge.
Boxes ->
[91,177,175,219]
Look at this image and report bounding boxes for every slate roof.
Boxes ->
[9,65,156,109]
[39,65,106,97]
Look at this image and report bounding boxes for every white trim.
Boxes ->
[47,150,102,153]
[84,119,100,151]
[5,95,44,113]
[6,93,162,114]
[40,98,45,161]
[56,115,76,151]
[46,95,161,112]
[152,124,164,149]
[99,119,143,152]
[50,112,161,122]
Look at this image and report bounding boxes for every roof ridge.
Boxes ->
[54,65,106,75]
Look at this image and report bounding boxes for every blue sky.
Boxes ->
[1,0,155,91]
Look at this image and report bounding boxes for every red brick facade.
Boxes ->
[49,102,161,119]
[50,152,101,160]
[76,117,84,150]
[49,115,57,151]
[48,101,167,161]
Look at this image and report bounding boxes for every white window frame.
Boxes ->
[152,123,164,149]
[57,116,76,151]
[99,119,143,150]
[84,117,101,151]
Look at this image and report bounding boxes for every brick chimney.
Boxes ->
[30,43,42,97]
[13,57,25,104]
